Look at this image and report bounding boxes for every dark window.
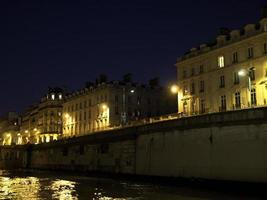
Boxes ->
[251,88,257,105]
[183,70,187,78]
[232,52,238,63]
[191,68,195,76]
[249,69,255,81]
[219,75,225,88]
[234,72,239,84]
[220,95,227,111]
[84,112,86,120]
[235,92,241,108]
[128,96,132,104]
[264,43,267,54]
[183,85,188,95]
[137,96,141,104]
[200,99,205,114]
[199,80,205,92]
[199,65,204,74]
[248,47,254,58]
[115,95,119,102]
[115,106,119,115]
[191,82,195,94]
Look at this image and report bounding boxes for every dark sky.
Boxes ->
[1,0,266,115]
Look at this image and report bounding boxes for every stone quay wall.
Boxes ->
[1,107,267,183]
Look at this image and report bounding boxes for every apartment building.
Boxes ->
[175,11,267,115]
[62,81,176,137]
[0,112,20,145]
[20,88,64,144]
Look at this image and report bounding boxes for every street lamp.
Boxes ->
[170,84,179,113]
[121,88,135,125]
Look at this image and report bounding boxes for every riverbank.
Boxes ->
[1,107,267,183]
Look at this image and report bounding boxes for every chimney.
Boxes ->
[218,27,230,35]
[261,6,267,18]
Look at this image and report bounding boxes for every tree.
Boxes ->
[96,74,108,84]
[149,77,160,88]
[123,73,133,83]
[85,81,94,88]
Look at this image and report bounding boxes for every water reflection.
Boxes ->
[0,170,265,200]
[51,180,78,200]
[0,176,40,199]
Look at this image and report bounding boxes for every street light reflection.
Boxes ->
[51,179,78,200]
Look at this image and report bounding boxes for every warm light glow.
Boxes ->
[65,113,70,118]
[171,85,179,94]
[34,128,37,132]
[102,104,107,110]
[25,130,29,133]
[130,89,135,93]
[238,69,246,77]
[218,56,225,68]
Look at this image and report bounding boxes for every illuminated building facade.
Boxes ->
[20,88,64,144]
[0,112,20,145]
[62,81,176,137]
[175,12,267,115]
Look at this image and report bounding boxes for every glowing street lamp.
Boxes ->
[170,84,179,113]
[102,104,107,110]
[171,85,179,94]
[238,69,247,77]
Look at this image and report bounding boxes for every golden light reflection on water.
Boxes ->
[0,176,80,200]
[0,176,41,199]
[51,179,78,200]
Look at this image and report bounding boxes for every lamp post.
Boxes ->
[238,68,253,108]
[170,84,179,113]
[121,87,135,126]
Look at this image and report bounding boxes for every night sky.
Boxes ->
[1,0,266,115]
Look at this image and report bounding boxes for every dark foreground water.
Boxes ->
[0,170,266,200]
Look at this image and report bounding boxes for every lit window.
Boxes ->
[51,94,55,100]
[59,94,62,100]
[218,56,225,68]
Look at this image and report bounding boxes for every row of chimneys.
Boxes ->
[189,7,267,53]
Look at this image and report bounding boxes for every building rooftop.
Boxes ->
[177,7,267,63]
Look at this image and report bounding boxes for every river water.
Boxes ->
[0,170,265,200]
